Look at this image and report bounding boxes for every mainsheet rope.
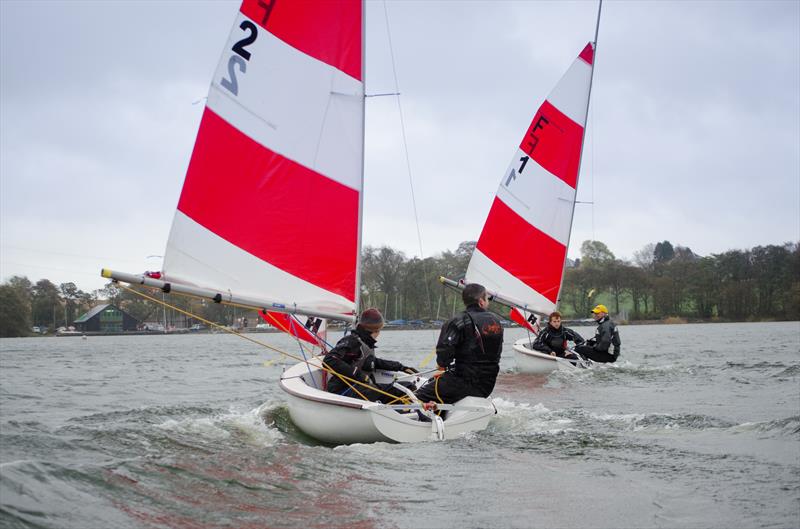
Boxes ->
[116,283,413,405]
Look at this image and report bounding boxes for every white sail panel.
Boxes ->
[207,13,364,191]
[545,56,593,127]
[495,148,579,245]
[469,249,556,315]
[165,212,354,315]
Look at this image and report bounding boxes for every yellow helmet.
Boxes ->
[591,304,608,314]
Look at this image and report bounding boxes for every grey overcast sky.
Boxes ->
[1,0,798,293]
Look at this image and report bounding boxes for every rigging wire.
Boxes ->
[591,0,603,243]
[381,0,433,320]
[116,283,413,405]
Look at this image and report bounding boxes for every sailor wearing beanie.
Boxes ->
[324,308,418,401]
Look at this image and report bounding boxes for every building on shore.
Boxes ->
[74,304,140,333]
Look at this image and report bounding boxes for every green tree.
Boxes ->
[0,282,32,337]
[714,249,755,320]
[684,257,717,318]
[654,241,675,264]
[603,260,629,315]
[623,265,651,318]
[361,246,406,318]
[32,279,62,329]
[561,266,599,317]
[580,240,615,266]
[60,282,94,325]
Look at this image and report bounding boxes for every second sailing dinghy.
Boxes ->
[442,9,601,375]
[101,0,495,444]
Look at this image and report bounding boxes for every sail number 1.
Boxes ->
[505,113,548,188]
[505,156,529,187]
[220,20,258,96]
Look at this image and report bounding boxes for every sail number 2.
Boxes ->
[220,20,258,96]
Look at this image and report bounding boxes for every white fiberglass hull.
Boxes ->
[279,359,496,444]
[513,338,587,374]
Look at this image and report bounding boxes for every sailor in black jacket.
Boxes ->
[324,308,417,402]
[532,311,585,358]
[415,283,504,404]
[574,304,621,363]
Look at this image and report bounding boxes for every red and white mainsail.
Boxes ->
[465,43,595,316]
[163,0,364,318]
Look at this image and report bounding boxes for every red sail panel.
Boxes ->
[476,197,566,304]
[519,100,584,189]
[259,311,321,346]
[578,42,594,65]
[177,108,358,301]
[509,307,538,333]
[240,0,362,81]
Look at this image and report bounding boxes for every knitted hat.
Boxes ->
[357,308,385,332]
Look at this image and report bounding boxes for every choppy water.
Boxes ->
[1,322,798,529]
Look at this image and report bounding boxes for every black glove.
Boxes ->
[401,366,419,374]
[586,338,596,347]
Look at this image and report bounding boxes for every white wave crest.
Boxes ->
[156,403,284,447]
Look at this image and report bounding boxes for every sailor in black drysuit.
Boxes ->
[415,283,504,405]
[574,304,621,363]
[531,311,585,359]
[324,308,417,403]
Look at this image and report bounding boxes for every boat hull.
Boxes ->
[513,338,583,374]
[279,359,496,444]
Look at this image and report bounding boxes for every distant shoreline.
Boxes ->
[13,319,798,338]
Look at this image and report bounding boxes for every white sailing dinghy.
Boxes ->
[101,0,495,443]
[442,8,601,375]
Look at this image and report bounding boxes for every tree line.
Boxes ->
[359,240,799,323]
[1,239,797,337]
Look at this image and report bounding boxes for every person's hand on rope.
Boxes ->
[422,401,438,411]
[432,366,446,378]
[401,365,419,374]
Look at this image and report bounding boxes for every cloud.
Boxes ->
[1,0,798,294]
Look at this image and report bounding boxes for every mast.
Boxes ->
[354,0,366,316]
[554,0,602,310]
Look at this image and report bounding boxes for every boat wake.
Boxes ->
[156,404,284,448]
[729,415,800,437]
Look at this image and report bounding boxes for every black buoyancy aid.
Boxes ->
[344,329,377,374]
[453,308,503,379]
[543,326,569,352]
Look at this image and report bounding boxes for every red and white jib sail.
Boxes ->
[163,0,364,318]
[466,43,595,316]
[258,311,326,348]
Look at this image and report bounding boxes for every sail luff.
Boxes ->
[556,42,603,314]
[354,0,366,315]
[555,5,602,312]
